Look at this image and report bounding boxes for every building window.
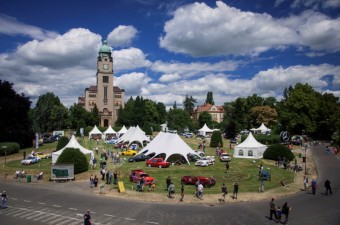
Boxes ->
[89,94,96,98]
[248,150,253,157]
[104,87,107,100]
[114,94,121,98]
[103,76,109,83]
[239,150,243,156]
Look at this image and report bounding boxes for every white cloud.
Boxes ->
[115,72,152,97]
[291,0,340,9]
[159,73,181,82]
[0,14,58,40]
[107,25,138,47]
[113,47,152,70]
[159,1,340,57]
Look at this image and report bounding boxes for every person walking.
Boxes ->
[166,176,171,190]
[180,184,184,201]
[269,198,278,221]
[93,175,99,187]
[282,202,291,224]
[1,191,8,209]
[303,176,309,191]
[89,175,94,188]
[225,162,230,174]
[324,179,332,195]
[311,179,317,195]
[220,183,227,203]
[233,182,239,199]
[113,171,118,185]
[197,183,204,199]
[168,183,175,198]
[84,209,91,225]
[260,180,265,193]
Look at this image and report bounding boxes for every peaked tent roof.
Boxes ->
[138,132,200,165]
[102,125,116,139]
[88,125,103,139]
[236,132,266,148]
[117,125,127,135]
[118,126,150,147]
[52,135,94,163]
[198,123,213,132]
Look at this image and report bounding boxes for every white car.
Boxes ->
[21,156,41,165]
[195,160,209,167]
[219,153,231,162]
[195,156,215,166]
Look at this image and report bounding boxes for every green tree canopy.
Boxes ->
[205,91,214,105]
[56,148,89,174]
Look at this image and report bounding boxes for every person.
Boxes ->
[282,202,291,224]
[311,179,317,195]
[280,180,287,187]
[220,183,227,203]
[140,177,145,192]
[113,171,118,185]
[92,158,97,169]
[324,179,332,195]
[303,176,309,190]
[194,180,200,197]
[180,184,184,201]
[197,183,204,199]
[37,171,43,180]
[233,182,239,199]
[151,181,156,191]
[269,198,278,221]
[260,180,264,193]
[84,209,91,225]
[148,181,152,192]
[226,162,229,174]
[100,168,105,180]
[105,171,109,184]
[277,206,282,223]
[1,191,8,209]
[90,175,94,188]
[166,176,171,190]
[93,175,99,187]
[168,183,175,198]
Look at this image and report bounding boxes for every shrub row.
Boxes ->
[0,142,20,156]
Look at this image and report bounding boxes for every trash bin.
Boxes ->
[302,156,306,163]
[27,175,31,183]
[299,153,302,158]
[100,185,105,194]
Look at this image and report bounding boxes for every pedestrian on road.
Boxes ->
[1,191,8,209]
[324,179,332,195]
[311,179,317,195]
[282,202,291,224]
[84,209,91,225]
[303,176,309,190]
[269,198,278,221]
[89,175,94,188]
[276,206,282,223]
[93,175,99,187]
[233,182,239,199]
[259,180,264,193]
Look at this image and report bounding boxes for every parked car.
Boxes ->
[187,153,201,162]
[51,134,62,141]
[105,138,119,144]
[195,160,209,167]
[21,156,41,165]
[219,153,231,162]
[230,138,237,144]
[121,149,138,156]
[34,152,51,159]
[195,156,215,166]
[128,154,150,162]
[240,130,249,135]
[181,176,216,188]
[146,158,170,168]
[183,133,194,138]
[129,169,155,185]
[43,137,54,144]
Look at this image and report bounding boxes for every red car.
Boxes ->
[129,169,155,185]
[146,158,170,168]
[181,176,216,188]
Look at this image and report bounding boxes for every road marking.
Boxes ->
[147,221,159,224]
[125,217,136,221]
[38,202,46,205]
[104,214,115,217]
[52,204,61,208]
[10,198,17,200]
[23,200,31,203]
[69,208,78,211]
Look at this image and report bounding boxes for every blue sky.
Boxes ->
[0,0,339,108]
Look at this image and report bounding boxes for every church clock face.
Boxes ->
[103,64,109,70]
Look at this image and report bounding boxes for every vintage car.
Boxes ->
[105,138,119,144]
[21,156,41,165]
[146,158,170,168]
[219,153,231,162]
[129,169,155,185]
[128,154,150,162]
[34,152,51,159]
[121,149,138,156]
[181,176,216,188]
[195,156,215,166]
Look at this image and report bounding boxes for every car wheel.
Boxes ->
[132,153,136,156]
[122,153,125,156]
[148,164,151,167]
[159,165,162,168]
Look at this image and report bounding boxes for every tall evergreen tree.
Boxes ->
[183,95,197,116]
[205,91,214,105]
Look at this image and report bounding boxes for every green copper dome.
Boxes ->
[98,40,111,53]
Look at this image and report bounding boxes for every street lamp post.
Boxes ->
[2,146,7,178]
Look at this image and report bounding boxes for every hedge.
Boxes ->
[56,148,89,174]
[0,142,20,156]
[263,144,295,161]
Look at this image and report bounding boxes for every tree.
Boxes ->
[56,148,89,174]
[224,120,237,139]
[210,130,223,147]
[183,95,197,116]
[0,80,32,147]
[263,144,295,161]
[205,91,214,105]
[167,107,192,132]
[198,111,212,128]
[69,103,91,129]
[90,104,100,126]
[250,106,278,127]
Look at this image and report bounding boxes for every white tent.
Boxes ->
[198,123,213,136]
[117,126,150,147]
[117,125,127,137]
[138,132,200,165]
[102,125,117,140]
[252,123,271,134]
[88,125,103,139]
[234,132,267,159]
[52,135,94,164]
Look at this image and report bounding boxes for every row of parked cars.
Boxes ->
[21,152,51,165]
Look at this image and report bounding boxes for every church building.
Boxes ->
[78,40,125,127]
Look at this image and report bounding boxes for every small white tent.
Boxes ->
[138,132,200,164]
[102,125,117,140]
[117,126,150,147]
[117,125,127,137]
[252,123,271,134]
[88,125,103,139]
[52,135,94,164]
[234,132,267,159]
[198,123,213,136]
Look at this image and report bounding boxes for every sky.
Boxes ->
[0,0,339,109]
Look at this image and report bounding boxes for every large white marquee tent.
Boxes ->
[198,123,213,136]
[102,125,117,140]
[117,126,150,147]
[138,132,200,165]
[52,135,94,164]
[88,125,103,139]
[234,132,267,159]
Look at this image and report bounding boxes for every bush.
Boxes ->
[210,130,223,148]
[56,148,89,174]
[255,134,280,145]
[263,144,295,161]
[56,136,69,151]
[0,142,20,156]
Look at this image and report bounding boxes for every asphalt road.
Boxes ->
[0,142,339,225]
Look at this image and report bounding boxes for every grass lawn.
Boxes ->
[0,134,295,194]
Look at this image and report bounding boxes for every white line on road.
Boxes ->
[52,205,61,208]
[125,217,136,221]
[38,202,46,205]
[146,221,159,224]
[69,208,78,211]
[104,214,115,217]
[24,200,31,202]
[10,198,17,200]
